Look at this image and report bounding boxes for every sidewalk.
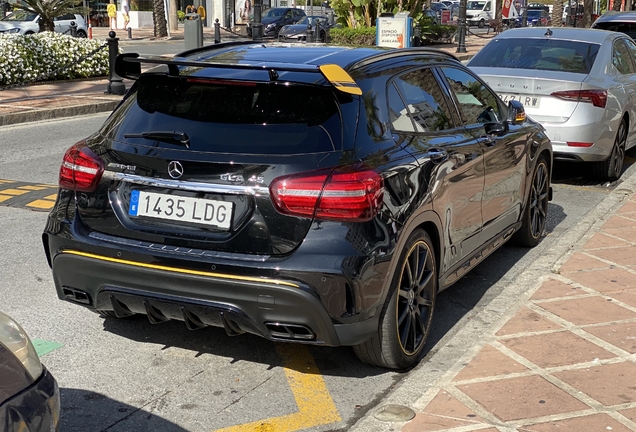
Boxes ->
[0,31,491,127]
[352,173,636,431]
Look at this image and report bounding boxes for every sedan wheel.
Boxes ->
[354,230,437,369]
[512,155,549,247]
[594,119,626,182]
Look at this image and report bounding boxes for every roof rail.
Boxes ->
[177,40,260,57]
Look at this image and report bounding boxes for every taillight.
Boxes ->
[551,89,607,108]
[59,141,104,192]
[566,142,594,147]
[270,167,384,222]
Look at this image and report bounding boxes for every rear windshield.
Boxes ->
[593,21,636,39]
[469,38,600,74]
[103,75,343,154]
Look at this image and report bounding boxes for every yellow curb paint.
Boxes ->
[44,194,58,200]
[0,195,11,203]
[18,185,51,191]
[0,180,16,184]
[0,188,29,196]
[26,200,56,209]
[215,344,341,432]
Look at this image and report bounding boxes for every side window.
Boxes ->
[388,83,416,132]
[55,14,75,21]
[484,2,491,11]
[440,66,503,127]
[613,39,635,75]
[390,68,454,132]
[621,38,636,71]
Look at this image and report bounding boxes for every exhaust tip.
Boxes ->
[265,322,315,340]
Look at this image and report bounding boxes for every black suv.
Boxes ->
[246,7,306,37]
[43,42,552,369]
[592,11,636,39]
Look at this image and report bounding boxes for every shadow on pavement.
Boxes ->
[60,388,189,432]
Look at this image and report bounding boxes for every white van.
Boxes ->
[466,0,518,28]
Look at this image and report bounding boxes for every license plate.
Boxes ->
[498,93,541,108]
[128,190,233,230]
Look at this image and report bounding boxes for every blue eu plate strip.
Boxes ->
[129,190,140,216]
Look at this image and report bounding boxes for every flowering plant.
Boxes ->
[0,32,112,87]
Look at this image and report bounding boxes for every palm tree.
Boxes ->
[13,0,86,33]
[552,0,564,26]
[153,0,168,37]
[613,0,622,10]
[582,0,593,26]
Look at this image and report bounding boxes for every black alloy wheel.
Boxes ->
[594,119,626,182]
[354,229,437,369]
[512,155,549,247]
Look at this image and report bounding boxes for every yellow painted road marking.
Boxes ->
[0,195,11,203]
[19,185,52,191]
[215,344,341,432]
[44,193,58,200]
[0,180,16,184]
[26,199,56,209]
[1,188,29,196]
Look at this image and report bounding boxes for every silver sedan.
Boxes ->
[468,27,636,181]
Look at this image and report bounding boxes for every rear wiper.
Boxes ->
[124,131,190,148]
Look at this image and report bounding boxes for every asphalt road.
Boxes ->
[1,113,635,431]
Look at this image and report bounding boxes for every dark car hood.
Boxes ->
[280,23,311,33]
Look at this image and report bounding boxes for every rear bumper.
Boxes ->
[0,367,60,432]
[44,226,382,347]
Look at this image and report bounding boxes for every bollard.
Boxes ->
[413,23,421,47]
[127,27,132,39]
[214,18,221,43]
[252,1,263,41]
[88,21,93,39]
[306,23,314,43]
[69,20,77,37]
[106,31,126,95]
[315,19,321,42]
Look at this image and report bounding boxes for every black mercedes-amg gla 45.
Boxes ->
[43,42,552,369]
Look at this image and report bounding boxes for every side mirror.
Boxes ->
[508,99,526,125]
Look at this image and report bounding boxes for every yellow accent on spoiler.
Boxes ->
[319,64,362,96]
[61,250,300,288]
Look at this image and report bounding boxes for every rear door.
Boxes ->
[614,37,636,147]
[385,67,485,273]
[79,73,351,256]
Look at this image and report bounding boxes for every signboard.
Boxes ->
[502,0,513,18]
[376,14,412,48]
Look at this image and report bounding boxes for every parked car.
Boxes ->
[468,27,636,181]
[423,8,439,24]
[43,42,552,370]
[525,9,551,26]
[246,7,305,37]
[278,15,334,42]
[0,10,88,37]
[430,1,449,12]
[592,11,636,39]
[0,310,60,431]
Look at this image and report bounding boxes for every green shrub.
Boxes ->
[422,24,456,44]
[0,32,112,87]
[329,26,377,46]
[177,10,185,23]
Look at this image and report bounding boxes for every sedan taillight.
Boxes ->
[551,89,607,108]
[270,167,384,222]
[59,141,104,192]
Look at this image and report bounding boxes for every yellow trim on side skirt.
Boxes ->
[61,250,299,288]
[319,64,362,96]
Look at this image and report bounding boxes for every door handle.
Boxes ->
[428,148,448,163]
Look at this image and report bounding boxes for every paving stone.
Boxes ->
[537,296,636,325]
[402,413,476,432]
[495,307,563,337]
[561,268,636,293]
[587,246,636,268]
[601,215,636,229]
[530,279,587,301]
[607,290,636,309]
[583,233,632,250]
[617,199,636,214]
[518,413,634,432]
[619,406,636,423]
[604,227,636,243]
[499,331,615,368]
[457,375,589,422]
[554,362,636,406]
[584,321,636,354]
[421,390,484,422]
[559,253,611,273]
[453,345,529,382]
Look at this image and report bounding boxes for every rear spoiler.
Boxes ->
[115,52,362,96]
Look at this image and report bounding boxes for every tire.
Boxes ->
[25,31,35,35]
[593,119,626,182]
[354,229,437,369]
[512,155,550,247]
[478,19,485,28]
[76,30,87,38]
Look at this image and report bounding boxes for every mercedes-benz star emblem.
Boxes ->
[168,161,184,179]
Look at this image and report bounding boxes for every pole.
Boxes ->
[105,31,126,95]
[252,0,263,40]
[214,17,221,43]
[456,0,467,53]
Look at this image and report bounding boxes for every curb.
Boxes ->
[349,168,636,431]
[0,100,120,127]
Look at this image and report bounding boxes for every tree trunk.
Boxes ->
[552,0,564,27]
[169,0,178,31]
[581,0,593,26]
[494,0,502,31]
[153,0,168,37]
[613,0,622,11]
